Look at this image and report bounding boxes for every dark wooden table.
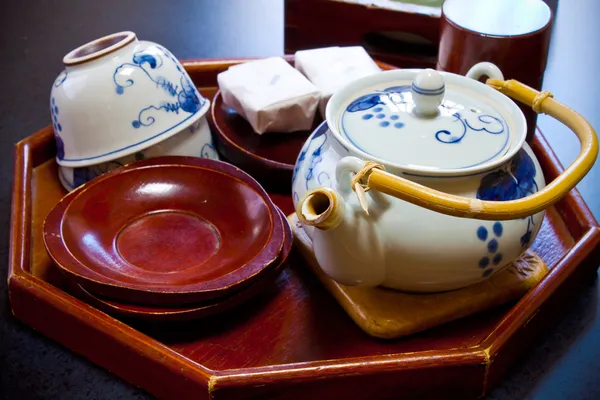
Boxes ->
[1,1,599,399]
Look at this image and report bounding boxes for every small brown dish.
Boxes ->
[43,156,285,306]
[209,90,320,186]
[68,211,293,322]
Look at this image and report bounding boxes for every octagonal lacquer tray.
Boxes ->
[9,58,600,399]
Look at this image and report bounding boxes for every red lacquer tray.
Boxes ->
[9,58,600,399]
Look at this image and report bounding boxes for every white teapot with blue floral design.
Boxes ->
[292,62,597,292]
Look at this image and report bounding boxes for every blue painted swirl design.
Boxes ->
[345,86,506,148]
[132,52,163,69]
[113,51,176,96]
[317,171,331,187]
[200,143,217,159]
[131,77,201,128]
[435,113,504,144]
[113,48,205,129]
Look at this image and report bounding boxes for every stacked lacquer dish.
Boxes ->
[44,156,291,321]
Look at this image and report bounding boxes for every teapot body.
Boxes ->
[292,122,546,292]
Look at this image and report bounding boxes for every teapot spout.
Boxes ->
[296,186,386,287]
[297,187,346,231]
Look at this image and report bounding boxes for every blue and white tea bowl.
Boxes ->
[50,31,212,168]
[58,116,218,192]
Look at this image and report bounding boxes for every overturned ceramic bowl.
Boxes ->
[44,156,286,306]
[50,31,210,168]
[58,116,218,192]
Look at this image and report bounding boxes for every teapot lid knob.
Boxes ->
[412,69,445,117]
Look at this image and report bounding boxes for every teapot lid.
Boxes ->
[328,69,526,174]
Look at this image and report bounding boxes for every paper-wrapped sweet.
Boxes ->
[295,46,381,116]
[217,57,320,134]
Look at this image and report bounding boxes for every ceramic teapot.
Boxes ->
[292,62,597,292]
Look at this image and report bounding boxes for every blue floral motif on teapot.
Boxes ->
[346,86,410,130]
[344,85,508,166]
[292,123,330,191]
[475,222,505,278]
[475,149,540,275]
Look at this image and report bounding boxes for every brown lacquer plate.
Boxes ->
[69,211,293,321]
[210,90,316,185]
[43,156,286,305]
[208,60,396,187]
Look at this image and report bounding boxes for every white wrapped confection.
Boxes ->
[217,57,320,134]
[295,46,381,116]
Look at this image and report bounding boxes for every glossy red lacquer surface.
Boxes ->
[210,90,315,185]
[68,212,293,322]
[43,156,285,305]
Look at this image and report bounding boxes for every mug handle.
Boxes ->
[352,80,598,220]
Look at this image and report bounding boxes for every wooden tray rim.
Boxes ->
[8,58,600,394]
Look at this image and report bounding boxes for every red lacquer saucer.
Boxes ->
[69,211,293,321]
[43,156,286,306]
[210,90,320,186]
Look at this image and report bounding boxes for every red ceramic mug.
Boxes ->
[437,0,554,141]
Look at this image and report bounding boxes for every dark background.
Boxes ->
[1,0,599,399]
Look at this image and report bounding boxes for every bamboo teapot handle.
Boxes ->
[348,80,598,221]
